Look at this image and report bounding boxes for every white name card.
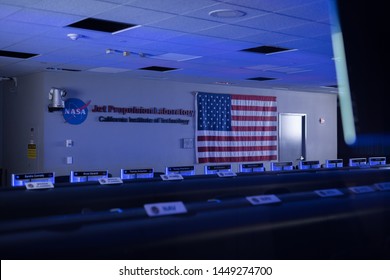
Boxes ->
[314,188,344,197]
[25,182,54,190]
[160,174,184,181]
[144,201,187,217]
[98,177,123,185]
[246,194,281,205]
[349,186,375,194]
[217,171,237,177]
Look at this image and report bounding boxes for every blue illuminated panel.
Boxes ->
[70,170,108,183]
[165,166,195,176]
[121,168,154,179]
[270,161,293,171]
[349,158,367,167]
[369,157,386,166]
[325,159,344,168]
[204,164,232,174]
[11,172,55,187]
[298,160,320,170]
[239,163,265,173]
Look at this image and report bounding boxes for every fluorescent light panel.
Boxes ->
[152,53,201,62]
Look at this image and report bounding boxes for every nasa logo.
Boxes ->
[63,98,91,125]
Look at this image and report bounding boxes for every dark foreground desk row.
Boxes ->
[1,182,390,259]
[1,167,390,259]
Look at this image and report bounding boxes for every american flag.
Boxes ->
[196,92,278,163]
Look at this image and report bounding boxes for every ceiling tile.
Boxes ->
[126,0,218,15]
[6,8,82,27]
[30,0,118,17]
[148,16,223,33]
[96,5,175,25]
[236,13,311,30]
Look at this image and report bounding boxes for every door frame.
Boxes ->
[278,113,307,163]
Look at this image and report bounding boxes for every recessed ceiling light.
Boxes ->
[209,9,246,18]
[214,81,236,85]
[152,53,201,62]
[46,67,81,72]
[88,67,129,73]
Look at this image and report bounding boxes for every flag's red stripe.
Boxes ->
[231,115,277,121]
[232,105,277,112]
[232,126,277,131]
[197,135,277,142]
[231,95,277,102]
[198,155,277,163]
[198,146,277,152]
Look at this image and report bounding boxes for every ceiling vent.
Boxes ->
[67,18,138,34]
[247,76,276,81]
[139,66,179,72]
[241,45,294,55]
[0,50,39,59]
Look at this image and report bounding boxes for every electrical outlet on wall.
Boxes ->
[182,138,194,149]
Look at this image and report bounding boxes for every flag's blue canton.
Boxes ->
[197,93,232,131]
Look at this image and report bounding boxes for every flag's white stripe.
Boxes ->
[231,110,278,117]
[197,130,277,137]
[231,99,277,107]
[197,141,278,147]
[231,120,277,127]
[198,151,277,158]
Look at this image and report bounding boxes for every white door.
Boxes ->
[279,113,306,165]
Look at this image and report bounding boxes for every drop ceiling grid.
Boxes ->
[0,0,338,93]
[121,0,220,15]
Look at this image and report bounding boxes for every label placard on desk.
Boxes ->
[376,183,390,191]
[314,188,344,197]
[349,186,375,194]
[160,174,184,181]
[205,164,232,174]
[246,194,281,205]
[12,172,55,187]
[166,166,195,176]
[98,177,123,185]
[217,171,237,177]
[325,159,344,168]
[144,201,187,217]
[25,182,54,190]
[121,168,154,179]
[240,163,265,173]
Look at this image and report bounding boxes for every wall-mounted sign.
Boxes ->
[63,98,91,125]
[91,105,194,117]
[91,103,193,125]
[27,143,37,159]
